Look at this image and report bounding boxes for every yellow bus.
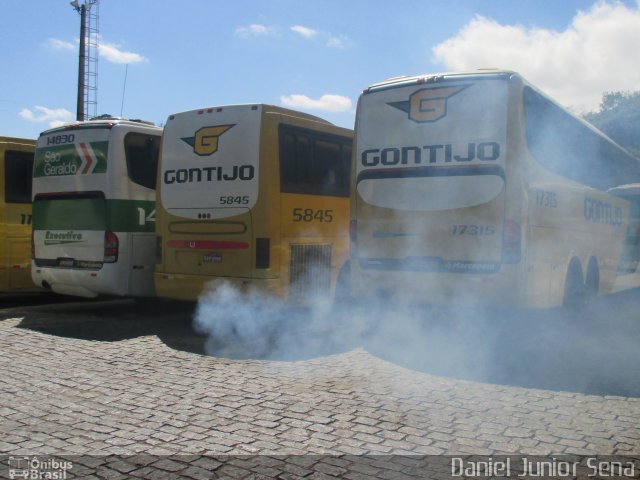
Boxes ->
[155,104,353,303]
[350,70,640,308]
[0,136,38,292]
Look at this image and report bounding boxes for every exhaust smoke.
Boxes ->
[193,281,640,397]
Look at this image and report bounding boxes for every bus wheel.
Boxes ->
[563,258,585,309]
[585,257,599,303]
[334,261,351,307]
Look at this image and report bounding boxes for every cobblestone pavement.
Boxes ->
[0,295,639,478]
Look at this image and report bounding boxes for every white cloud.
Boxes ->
[46,36,147,64]
[99,41,148,64]
[291,25,318,38]
[289,25,353,49]
[280,94,352,112]
[326,34,353,49]
[432,1,640,112]
[19,106,74,127]
[46,38,76,51]
[235,24,278,38]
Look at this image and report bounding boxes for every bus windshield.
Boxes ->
[356,79,508,211]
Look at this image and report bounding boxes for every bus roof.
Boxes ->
[167,103,334,126]
[362,69,518,94]
[608,184,640,197]
[0,136,36,145]
[38,116,159,136]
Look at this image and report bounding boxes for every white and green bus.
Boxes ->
[31,117,162,298]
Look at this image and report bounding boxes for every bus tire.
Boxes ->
[585,257,599,303]
[562,258,585,309]
[334,261,351,307]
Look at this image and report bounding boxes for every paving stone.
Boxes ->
[0,305,638,476]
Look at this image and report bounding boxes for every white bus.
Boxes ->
[31,117,162,298]
[350,70,640,308]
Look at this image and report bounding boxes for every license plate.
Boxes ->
[202,253,222,263]
[58,258,75,267]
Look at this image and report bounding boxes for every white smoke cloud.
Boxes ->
[193,281,342,360]
[192,279,640,397]
[19,106,74,127]
[280,94,352,112]
[432,1,640,112]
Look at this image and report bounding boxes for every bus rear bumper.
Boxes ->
[31,263,136,298]
[350,261,520,307]
[154,272,282,302]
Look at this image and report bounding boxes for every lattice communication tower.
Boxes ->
[71,0,99,121]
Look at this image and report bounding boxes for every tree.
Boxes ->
[583,91,640,159]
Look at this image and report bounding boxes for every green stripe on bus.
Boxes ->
[33,198,155,233]
[33,197,106,230]
[34,141,108,177]
[107,199,156,232]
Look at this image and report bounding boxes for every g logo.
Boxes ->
[181,124,234,156]
[388,85,469,123]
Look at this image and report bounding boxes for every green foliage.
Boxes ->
[584,91,640,159]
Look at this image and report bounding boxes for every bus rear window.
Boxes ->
[4,150,34,204]
[33,191,106,231]
[125,133,160,190]
[279,125,351,197]
[356,165,505,211]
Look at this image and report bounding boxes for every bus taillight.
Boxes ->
[31,230,35,260]
[104,231,119,263]
[256,238,270,269]
[156,235,163,265]
[502,219,521,264]
[349,220,357,257]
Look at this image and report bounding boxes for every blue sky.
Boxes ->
[2,0,640,139]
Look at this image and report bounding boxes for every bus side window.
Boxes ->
[279,124,351,197]
[125,133,160,190]
[524,87,640,191]
[315,139,344,196]
[4,150,34,204]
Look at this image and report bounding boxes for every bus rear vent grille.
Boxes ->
[289,244,331,302]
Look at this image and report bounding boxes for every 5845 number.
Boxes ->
[292,208,333,223]
[220,196,249,205]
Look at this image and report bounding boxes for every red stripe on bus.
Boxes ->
[79,142,94,174]
[166,240,249,250]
